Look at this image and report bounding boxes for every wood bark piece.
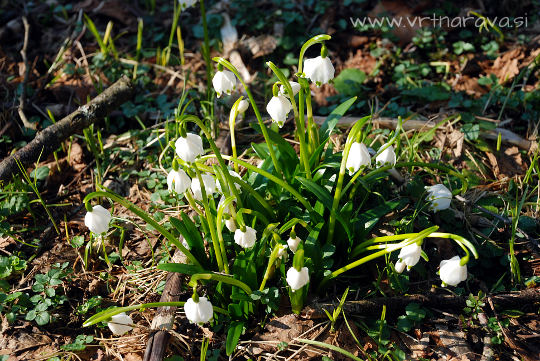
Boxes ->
[143,249,187,361]
[0,75,134,184]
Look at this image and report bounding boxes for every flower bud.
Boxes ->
[107,312,133,335]
[303,56,335,86]
[84,205,112,234]
[184,296,213,324]
[425,184,452,212]
[167,169,191,194]
[439,256,467,287]
[237,99,249,113]
[175,133,204,163]
[346,142,371,175]
[234,226,257,248]
[286,266,309,291]
[266,94,292,128]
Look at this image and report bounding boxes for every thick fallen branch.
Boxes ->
[305,288,540,318]
[0,75,134,184]
[143,249,186,361]
[312,115,537,152]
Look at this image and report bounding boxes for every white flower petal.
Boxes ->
[175,133,204,163]
[184,297,213,324]
[286,267,310,291]
[440,255,467,287]
[84,205,112,234]
[266,95,292,128]
[107,312,133,335]
[304,56,335,85]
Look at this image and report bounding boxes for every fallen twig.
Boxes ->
[18,16,36,131]
[0,75,134,184]
[305,288,540,318]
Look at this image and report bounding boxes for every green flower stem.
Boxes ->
[229,98,243,173]
[222,155,315,215]
[305,89,318,154]
[326,116,371,244]
[237,208,270,227]
[183,115,243,208]
[216,196,236,273]
[351,232,478,259]
[83,301,228,327]
[213,57,284,178]
[184,190,204,218]
[267,61,311,179]
[319,227,438,291]
[191,273,252,295]
[200,0,212,99]
[259,244,285,291]
[193,166,224,272]
[83,191,201,268]
[297,34,332,73]
[201,154,275,218]
[279,218,312,234]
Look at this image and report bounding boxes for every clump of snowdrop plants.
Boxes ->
[82,35,478,355]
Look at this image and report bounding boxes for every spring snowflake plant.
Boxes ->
[82,35,478,355]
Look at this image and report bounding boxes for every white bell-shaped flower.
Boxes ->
[216,170,242,194]
[225,218,237,232]
[394,243,422,273]
[175,133,204,163]
[234,226,257,248]
[277,245,288,259]
[266,95,292,128]
[279,81,301,97]
[286,266,310,291]
[425,184,452,212]
[167,169,191,194]
[346,142,371,175]
[184,296,213,324]
[107,312,133,335]
[179,0,197,10]
[304,56,335,86]
[237,99,249,113]
[212,70,236,97]
[439,256,468,287]
[191,174,217,201]
[375,144,396,167]
[85,205,112,234]
[287,236,301,254]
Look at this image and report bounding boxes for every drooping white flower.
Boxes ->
[107,312,133,335]
[425,184,452,212]
[178,0,198,10]
[225,218,237,232]
[220,13,238,47]
[277,245,288,259]
[184,296,213,324]
[304,56,335,86]
[266,95,292,128]
[287,236,301,254]
[175,133,204,163]
[191,174,217,201]
[85,205,112,234]
[279,81,301,97]
[375,144,396,167]
[212,70,236,97]
[394,243,422,273]
[346,142,371,175]
[234,226,257,248]
[237,99,249,113]
[439,256,468,287]
[167,169,191,194]
[286,267,310,291]
[216,170,242,194]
